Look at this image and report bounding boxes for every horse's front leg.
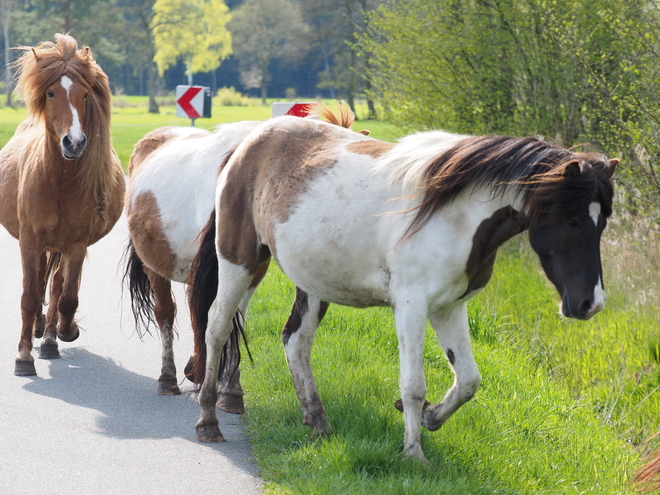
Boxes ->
[282,288,331,436]
[32,252,47,339]
[14,238,43,376]
[56,244,87,342]
[393,300,429,460]
[422,303,481,431]
[196,262,254,443]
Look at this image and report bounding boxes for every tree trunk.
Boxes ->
[2,0,12,107]
[147,60,159,114]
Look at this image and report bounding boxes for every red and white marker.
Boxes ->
[272,102,316,118]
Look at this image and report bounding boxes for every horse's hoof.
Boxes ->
[217,392,245,415]
[33,315,46,339]
[157,378,182,396]
[15,359,37,376]
[58,323,80,343]
[196,424,226,443]
[39,341,60,360]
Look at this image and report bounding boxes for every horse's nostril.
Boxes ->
[62,135,72,148]
[578,299,592,314]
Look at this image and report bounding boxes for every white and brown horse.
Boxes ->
[124,103,364,410]
[188,117,617,458]
[0,34,125,376]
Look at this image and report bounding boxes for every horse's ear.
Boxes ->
[81,46,90,59]
[605,158,618,179]
[31,48,40,62]
[562,160,581,178]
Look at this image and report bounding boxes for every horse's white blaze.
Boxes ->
[60,75,84,145]
[590,276,606,316]
[589,201,601,226]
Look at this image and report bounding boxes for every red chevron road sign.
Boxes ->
[176,85,212,119]
[272,102,315,118]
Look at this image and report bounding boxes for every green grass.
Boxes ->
[241,260,639,494]
[0,96,403,168]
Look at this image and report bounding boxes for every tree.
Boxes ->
[1,0,15,106]
[360,0,660,212]
[302,0,383,118]
[119,0,160,113]
[151,0,232,86]
[229,0,309,103]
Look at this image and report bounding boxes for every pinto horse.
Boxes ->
[124,103,363,409]
[187,117,617,459]
[0,34,125,376]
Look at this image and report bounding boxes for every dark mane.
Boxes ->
[12,33,116,203]
[407,134,614,236]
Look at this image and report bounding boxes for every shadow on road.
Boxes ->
[22,346,247,447]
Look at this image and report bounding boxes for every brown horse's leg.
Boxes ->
[146,267,181,395]
[32,253,47,339]
[15,240,42,376]
[56,244,86,342]
[40,260,64,359]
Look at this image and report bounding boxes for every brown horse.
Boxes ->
[0,34,125,376]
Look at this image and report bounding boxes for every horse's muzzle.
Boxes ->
[61,133,87,159]
[561,294,605,320]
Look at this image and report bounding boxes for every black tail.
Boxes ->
[121,239,156,338]
[185,210,250,385]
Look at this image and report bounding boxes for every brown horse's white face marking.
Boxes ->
[47,75,88,159]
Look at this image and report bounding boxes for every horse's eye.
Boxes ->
[84,93,88,100]
[566,218,579,229]
[46,90,55,99]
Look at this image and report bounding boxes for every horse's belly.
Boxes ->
[273,231,390,307]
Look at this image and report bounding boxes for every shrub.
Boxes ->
[215,87,249,106]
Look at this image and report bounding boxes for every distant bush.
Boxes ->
[216,87,249,106]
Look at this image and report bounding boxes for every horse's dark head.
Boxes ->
[526,156,618,320]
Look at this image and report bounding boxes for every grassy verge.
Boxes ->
[241,260,638,494]
[0,96,403,168]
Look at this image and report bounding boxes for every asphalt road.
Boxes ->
[0,209,263,494]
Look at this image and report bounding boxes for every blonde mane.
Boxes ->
[13,33,119,206]
[307,101,356,130]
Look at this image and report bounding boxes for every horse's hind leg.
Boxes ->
[32,253,47,339]
[196,262,255,443]
[282,287,332,436]
[216,259,270,414]
[40,258,64,359]
[145,267,181,395]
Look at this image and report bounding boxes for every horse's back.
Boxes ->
[127,122,260,281]
[217,117,398,305]
[128,126,209,176]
